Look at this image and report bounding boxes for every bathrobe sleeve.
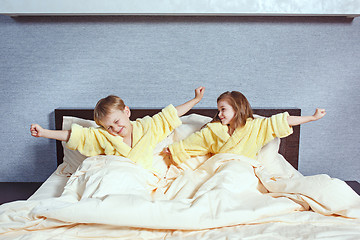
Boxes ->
[254,112,293,146]
[168,126,217,165]
[66,124,120,156]
[148,104,182,144]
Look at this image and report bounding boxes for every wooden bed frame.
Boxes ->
[55,108,301,169]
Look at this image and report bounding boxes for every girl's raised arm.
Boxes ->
[175,86,205,117]
[287,108,326,126]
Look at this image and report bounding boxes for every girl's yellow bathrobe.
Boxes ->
[169,112,293,165]
[66,105,181,170]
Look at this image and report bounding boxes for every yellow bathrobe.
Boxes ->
[66,105,181,170]
[169,112,293,165]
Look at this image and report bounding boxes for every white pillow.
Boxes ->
[256,136,302,179]
[174,114,212,142]
[55,116,99,176]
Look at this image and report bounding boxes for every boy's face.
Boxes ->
[101,107,132,138]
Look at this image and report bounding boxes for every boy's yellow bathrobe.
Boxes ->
[169,112,293,165]
[66,105,181,170]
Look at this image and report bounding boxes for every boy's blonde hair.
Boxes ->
[94,95,126,126]
[213,91,254,129]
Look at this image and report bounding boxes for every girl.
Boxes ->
[30,87,205,170]
[166,91,326,165]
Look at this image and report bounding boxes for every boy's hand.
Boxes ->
[30,125,70,141]
[30,124,44,138]
[313,108,326,120]
[175,86,205,117]
[194,86,205,102]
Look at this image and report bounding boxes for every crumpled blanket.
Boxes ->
[0,149,359,239]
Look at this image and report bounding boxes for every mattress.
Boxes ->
[28,171,69,201]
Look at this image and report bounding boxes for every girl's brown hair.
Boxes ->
[94,95,125,126]
[212,91,254,129]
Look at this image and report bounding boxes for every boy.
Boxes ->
[31,87,205,170]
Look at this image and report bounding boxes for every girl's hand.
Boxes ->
[161,147,171,155]
[30,124,44,138]
[194,86,205,102]
[288,108,326,126]
[313,108,326,120]
[160,147,177,167]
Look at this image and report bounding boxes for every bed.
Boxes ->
[28,108,301,200]
[0,107,359,240]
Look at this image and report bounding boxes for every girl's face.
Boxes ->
[101,107,132,138]
[217,99,236,126]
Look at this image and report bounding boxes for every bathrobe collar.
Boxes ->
[208,118,254,153]
[108,122,137,157]
[124,120,150,161]
[221,118,254,153]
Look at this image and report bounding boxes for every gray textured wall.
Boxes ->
[0,15,359,182]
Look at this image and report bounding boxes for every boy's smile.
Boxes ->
[101,107,132,139]
[117,127,124,135]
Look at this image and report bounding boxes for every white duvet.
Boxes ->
[1,115,360,239]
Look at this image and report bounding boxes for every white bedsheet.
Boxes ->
[28,172,69,201]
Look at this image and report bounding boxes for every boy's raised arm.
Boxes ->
[287,108,326,126]
[30,124,71,142]
[175,86,205,117]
